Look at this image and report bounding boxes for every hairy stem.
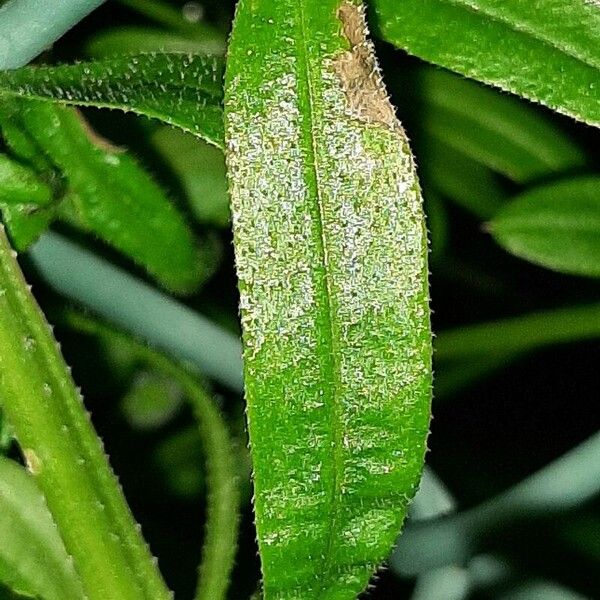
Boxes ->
[0,226,172,599]
[69,313,241,600]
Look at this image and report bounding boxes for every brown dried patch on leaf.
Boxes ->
[333,1,397,129]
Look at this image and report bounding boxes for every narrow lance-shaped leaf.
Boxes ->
[150,126,231,228]
[0,53,225,147]
[489,176,600,278]
[0,456,85,600]
[371,0,600,127]
[7,99,206,293]
[414,68,586,184]
[225,1,432,598]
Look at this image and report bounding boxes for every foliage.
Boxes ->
[0,1,597,599]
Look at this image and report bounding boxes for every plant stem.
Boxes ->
[69,312,241,600]
[0,0,106,69]
[0,225,172,600]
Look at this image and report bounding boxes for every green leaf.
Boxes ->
[419,139,506,220]
[0,411,13,454]
[416,68,586,183]
[121,371,184,430]
[0,53,225,147]
[12,100,204,293]
[225,1,432,598]
[0,583,37,600]
[371,0,600,127]
[151,126,230,227]
[490,176,600,277]
[434,302,600,361]
[87,27,226,57]
[0,153,55,250]
[0,154,52,207]
[0,456,86,600]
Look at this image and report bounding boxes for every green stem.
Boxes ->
[69,312,240,600]
[0,226,171,599]
[0,0,106,69]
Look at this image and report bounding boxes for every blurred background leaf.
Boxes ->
[490,176,600,278]
[0,457,86,600]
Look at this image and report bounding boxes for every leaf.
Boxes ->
[434,302,600,361]
[11,100,204,293]
[0,583,37,600]
[151,126,230,227]
[371,0,600,127]
[121,371,184,430]
[0,53,225,147]
[489,176,600,277]
[0,456,86,600]
[419,139,506,220]
[225,1,432,598]
[0,153,55,250]
[416,68,586,184]
[86,27,226,57]
[0,154,52,207]
[0,410,13,454]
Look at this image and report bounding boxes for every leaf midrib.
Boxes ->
[296,3,344,592]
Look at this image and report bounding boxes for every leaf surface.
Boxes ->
[151,126,230,227]
[0,53,224,147]
[87,27,226,57]
[0,154,55,249]
[415,68,586,183]
[0,457,85,600]
[225,1,432,598]
[9,100,204,293]
[490,176,600,278]
[371,0,600,127]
